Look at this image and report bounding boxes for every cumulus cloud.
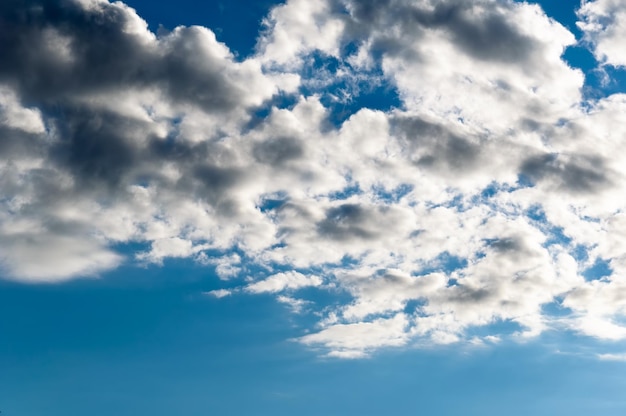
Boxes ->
[578,0,626,67]
[3,0,626,357]
[299,313,410,358]
[245,271,323,294]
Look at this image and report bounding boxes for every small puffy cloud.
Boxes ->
[0,86,46,134]
[299,313,409,358]
[277,295,311,313]
[204,289,233,299]
[198,253,242,280]
[137,237,209,264]
[578,0,626,67]
[0,232,122,283]
[245,271,322,294]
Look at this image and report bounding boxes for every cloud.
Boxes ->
[137,237,209,264]
[0,232,122,283]
[3,0,626,357]
[244,271,322,294]
[578,0,626,67]
[597,352,626,362]
[277,295,311,313]
[204,289,233,299]
[0,0,285,280]
[299,313,410,358]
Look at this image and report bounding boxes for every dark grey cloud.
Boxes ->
[520,153,613,194]
[0,124,46,161]
[447,284,494,305]
[315,203,409,244]
[192,165,246,205]
[252,136,304,165]
[0,0,154,101]
[336,0,539,64]
[392,115,481,173]
[50,108,140,188]
[0,0,285,280]
[318,204,380,241]
[413,134,480,172]
[0,0,282,196]
[420,2,535,63]
[489,237,525,254]
[0,0,256,112]
[485,235,543,264]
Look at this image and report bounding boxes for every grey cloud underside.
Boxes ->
[391,115,483,173]
[315,203,422,246]
[252,136,305,165]
[0,0,248,112]
[340,0,537,63]
[520,153,613,194]
[2,0,626,357]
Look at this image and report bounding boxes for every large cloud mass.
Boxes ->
[2,0,626,357]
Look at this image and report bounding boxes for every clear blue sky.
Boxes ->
[2,0,626,415]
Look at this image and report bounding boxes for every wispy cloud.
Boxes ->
[204,289,234,299]
[597,353,626,362]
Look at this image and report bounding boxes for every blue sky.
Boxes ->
[3,271,626,415]
[3,0,626,414]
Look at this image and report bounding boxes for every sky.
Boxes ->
[2,0,626,414]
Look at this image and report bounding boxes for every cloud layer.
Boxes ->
[2,0,626,357]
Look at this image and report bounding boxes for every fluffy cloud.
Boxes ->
[300,313,410,358]
[245,271,323,294]
[578,0,626,67]
[3,0,626,357]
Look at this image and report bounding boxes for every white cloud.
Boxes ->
[277,295,311,313]
[245,271,322,294]
[198,253,243,280]
[299,313,410,357]
[257,0,344,66]
[0,86,46,134]
[137,237,210,264]
[204,289,233,299]
[597,352,626,362]
[578,0,626,67]
[2,0,626,357]
[0,233,122,283]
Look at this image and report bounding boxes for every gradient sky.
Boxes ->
[2,0,626,414]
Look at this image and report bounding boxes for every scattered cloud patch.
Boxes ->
[245,271,323,294]
[578,0,626,68]
[597,352,626,362]
[205,289,234,299]
[277,295,312,313]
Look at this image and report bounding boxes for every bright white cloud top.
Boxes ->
[2,0,626,358]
